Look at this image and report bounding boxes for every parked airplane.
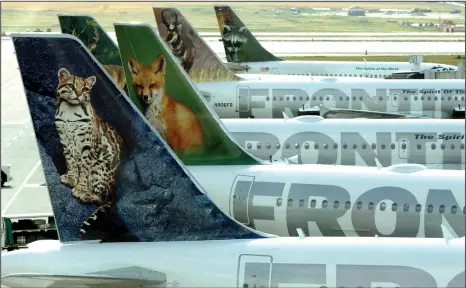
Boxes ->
[114,22,464,238]
[59,12,466,120]
[3,32,464,288]
[224,116,465,169]
[56,14,465,169]
[213,5,459,78]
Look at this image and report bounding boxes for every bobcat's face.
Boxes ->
[56,68,96,105]
[128,54,166,107]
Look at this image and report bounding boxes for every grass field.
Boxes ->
[2,2,464,33]
[283,55,466,66]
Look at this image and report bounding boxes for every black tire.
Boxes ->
[1,171,6,187]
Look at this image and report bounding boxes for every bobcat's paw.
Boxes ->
[60,173,78,187]
[79,192,103,206]
[71,185,91,201]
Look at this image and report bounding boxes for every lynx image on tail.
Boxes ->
[54,67,123,237]
[127,54,204,155]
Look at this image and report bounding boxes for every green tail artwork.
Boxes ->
[114,22,263,166]
[58,14,128,93]
[214,5,282,63]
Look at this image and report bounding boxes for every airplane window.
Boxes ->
[345,96,349,101]
[353,144,357,149]
[381,144,386,150]
[300,96,303,101]
[288,198,293,207]
[352,96,356,101]
[276,143,281,149]
[455,96,458,101]
[451,205,457,214]
[320,96,323,101]
[304,143,310,150]
[368,202,374,210]
[326,96,329,101]
[299,199,305,207]
[324,143,328,149]
[392,203,398,211]
[266,96,270,101]
[441,144,445,150]
[439,205,445,214]
[404,96,408,101]
[427,204,433,213]
[393,96,398,101]
[266,143,271,149]
[401,143,407,150]
[404,204,409,212]
[434,96,438,101]
[417,144,422,150]
[339,74,342,77]
[379,96,383,101]
[343,143,348,149]
[451,144,455,150]
[380,202,386,211]
[441,97,444,101]
[372,96,376,101]
[285,143,290,149]
[461,143,464,150]
[464,207,465,214]
[362,144,367,150]
[280,97,283,101]
[420,96,424,101]
[414,96,418,101]
[428,96,431,101]
[325,74,328,76]
[431,143,436,150]
[356,201,362,210]
[314,143,319,149]
[313,96,316,101]
[359,96,363,101]
[306,96,310,101]
[334,201,340,209]
[295,143,300,149]
[273,97,276,101]
[247,143,252,149]
[334,143,339,149]
[257,143,262,149]
[344,74,347,77]
[322,200,328,208]
[391,143,395,150]
[462,96,464,101]
[370,75,373,78]
[276,198,283,207]
[340,97,343,101]
[448,97,451,101]
[372,143,376,150]
[293,96,296,101]
[359,74,362,77]
[345,201,351,209]
[286,96,290,101]
[416,204,422,212]
[311,199,316,208]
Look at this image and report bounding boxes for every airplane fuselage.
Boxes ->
[222,117,466,169]
[197,78,465,119]
[2,237,464,288]
[239,60,458,78]
[188,163,465,238]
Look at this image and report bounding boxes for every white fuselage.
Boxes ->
[239,60,458,78]
[197,77,465,119]
[187,163,465,238]
[2,237,464,288]
[222,117,466,170]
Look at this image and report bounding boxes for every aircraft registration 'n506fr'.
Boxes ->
[58,13,465,120]
[112,22,465,239]
[223,117,465,169]
[4,31,464,288]
[213,5,459,78]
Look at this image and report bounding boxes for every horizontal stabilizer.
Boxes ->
[2,269,166,288]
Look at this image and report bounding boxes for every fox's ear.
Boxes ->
[58,67,71,81]
[151,54,166,75]
[128,56,139,76]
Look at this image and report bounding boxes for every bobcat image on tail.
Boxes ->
[54,67,123,237]
[127,54,204,154]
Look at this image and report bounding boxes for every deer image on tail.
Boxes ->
[161,8,196,74]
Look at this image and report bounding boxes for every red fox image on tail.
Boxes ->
[127,54,204,154]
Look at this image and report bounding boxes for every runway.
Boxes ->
[1,40,52,219]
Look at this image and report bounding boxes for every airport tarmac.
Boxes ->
[1,40,52,219]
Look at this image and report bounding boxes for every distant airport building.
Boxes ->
[348,6,366,16]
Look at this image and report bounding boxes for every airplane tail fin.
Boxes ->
[12,33,265,243]
[57,14,128,93]
[214,5,282,63]
[153,7,241,82]
[114,22,264,166]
